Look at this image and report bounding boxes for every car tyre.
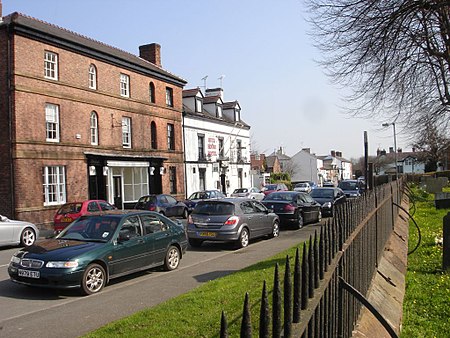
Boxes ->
[81,263,106,295]
[188,238,203,247]
[270,221,280,238]
[296,213,304,229]
[20,227,36,247]
[236,228,249,248]
[182,208,188,219]
[164,246,180,271]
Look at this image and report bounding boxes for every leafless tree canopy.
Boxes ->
[306,0,450,132]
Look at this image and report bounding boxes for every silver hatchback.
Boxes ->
[186,198,280,249]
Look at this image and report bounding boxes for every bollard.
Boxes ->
[444,213,450,271]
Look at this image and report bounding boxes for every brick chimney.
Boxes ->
[139,43,161,67]
[389,147,394,153]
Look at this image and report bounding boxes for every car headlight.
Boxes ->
[46,261,79,268]
[323,202,332,208]
[10,256,21,264]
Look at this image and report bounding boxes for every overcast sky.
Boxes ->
[2,0,410,160]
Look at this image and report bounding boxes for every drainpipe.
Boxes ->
[182,112,188,198]
[7,21,16,218]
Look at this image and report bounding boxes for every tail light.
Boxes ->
[224,216,239,226]
[148,204,156,211]
[284,204,296,212]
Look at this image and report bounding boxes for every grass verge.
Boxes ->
[84,244,304,337]
[401,186,450,337]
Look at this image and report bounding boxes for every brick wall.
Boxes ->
[4,33,185,225]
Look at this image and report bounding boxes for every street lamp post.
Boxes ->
[382,122,398,180]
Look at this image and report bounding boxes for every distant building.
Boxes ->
[290,148,320,184]
[182,87,251,197]
[319,150,352,184]
[0,11,186,226]
[376,148,425,175]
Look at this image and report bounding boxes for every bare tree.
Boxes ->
[411,118,450,170]
[306,0,450,132]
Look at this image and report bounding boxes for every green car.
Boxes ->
[8,210,187,295]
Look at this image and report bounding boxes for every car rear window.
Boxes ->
[193,202,235,215]
[57,203,83,214]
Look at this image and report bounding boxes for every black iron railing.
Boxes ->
[220,180,403,337]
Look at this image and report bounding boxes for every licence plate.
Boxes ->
[61,217,72,222]
[18,269,40,279]
[199,232,216,237]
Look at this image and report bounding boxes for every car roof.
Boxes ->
[80,210,158,217]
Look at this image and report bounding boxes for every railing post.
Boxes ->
[260,281,270,338]
[241,292,252,338]
[220,311,228,338]
[273,263,281,338]
[443,212,450,271]
[284,255,292,337]
[293,248,301,323]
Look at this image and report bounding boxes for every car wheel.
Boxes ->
[20,227,36,247]
[164,246,180,271]
[182,208,188,219]
[188,238,203,247]
[236,228,249,248]
[81,263,106,295]
[317,210,322,223]
[270,221,280,238]
[296,213,304,229]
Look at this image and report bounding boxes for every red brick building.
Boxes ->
[0,12,186,227]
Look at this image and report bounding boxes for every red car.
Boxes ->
[53,200,116,233]
[262,183,289,196]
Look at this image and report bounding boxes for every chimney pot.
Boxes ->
[139,43,161,67]
[331,150,336,157]
[389,147,394,153]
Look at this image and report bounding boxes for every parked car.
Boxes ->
[183,190,226,212]
[309,187,347,217]
[186,198,279,248]
[262,191,321,229]
[8,210,187,295]
[135,194,188,218]
[230,187,265,200]
[54,200,116,233]
[262,183,288,196]
[0,215,39,248]
[293,182,312,193]
[338,180,364,198]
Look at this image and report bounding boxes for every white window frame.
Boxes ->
[120,73,130,97]
[44,51,58,80]
[43,166,66,206]
[45,103,60,142]
[90,111,98,145]
[167,123,175,150]
[89,64,97,89]
[122,117,131,148]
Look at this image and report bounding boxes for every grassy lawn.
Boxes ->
[401,186,450,337]
[85,245,302,337]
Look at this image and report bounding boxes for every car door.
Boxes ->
[303,194,321,221]
[159,195,172,216]
[165,195,181,217]
[297,194,314,223]
[110,215,149,275]
[240,201,263,238]
[0,217,16,246]
[140,213,172,265]
[251,200,273,235]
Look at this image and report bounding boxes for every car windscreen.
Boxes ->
[310,189,334,198]
[57,203,83,214]
[264,192,296,201]
[58,216,120,241]
[192,202,235,215]
[339,181,358,190]
[265,184,277,190]
[233,188,247,193]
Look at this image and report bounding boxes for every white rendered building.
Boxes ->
[182,88,251,197]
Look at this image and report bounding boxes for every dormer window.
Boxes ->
[195,98,203,113]
[216,105,222,118]
[235,108,240,122]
